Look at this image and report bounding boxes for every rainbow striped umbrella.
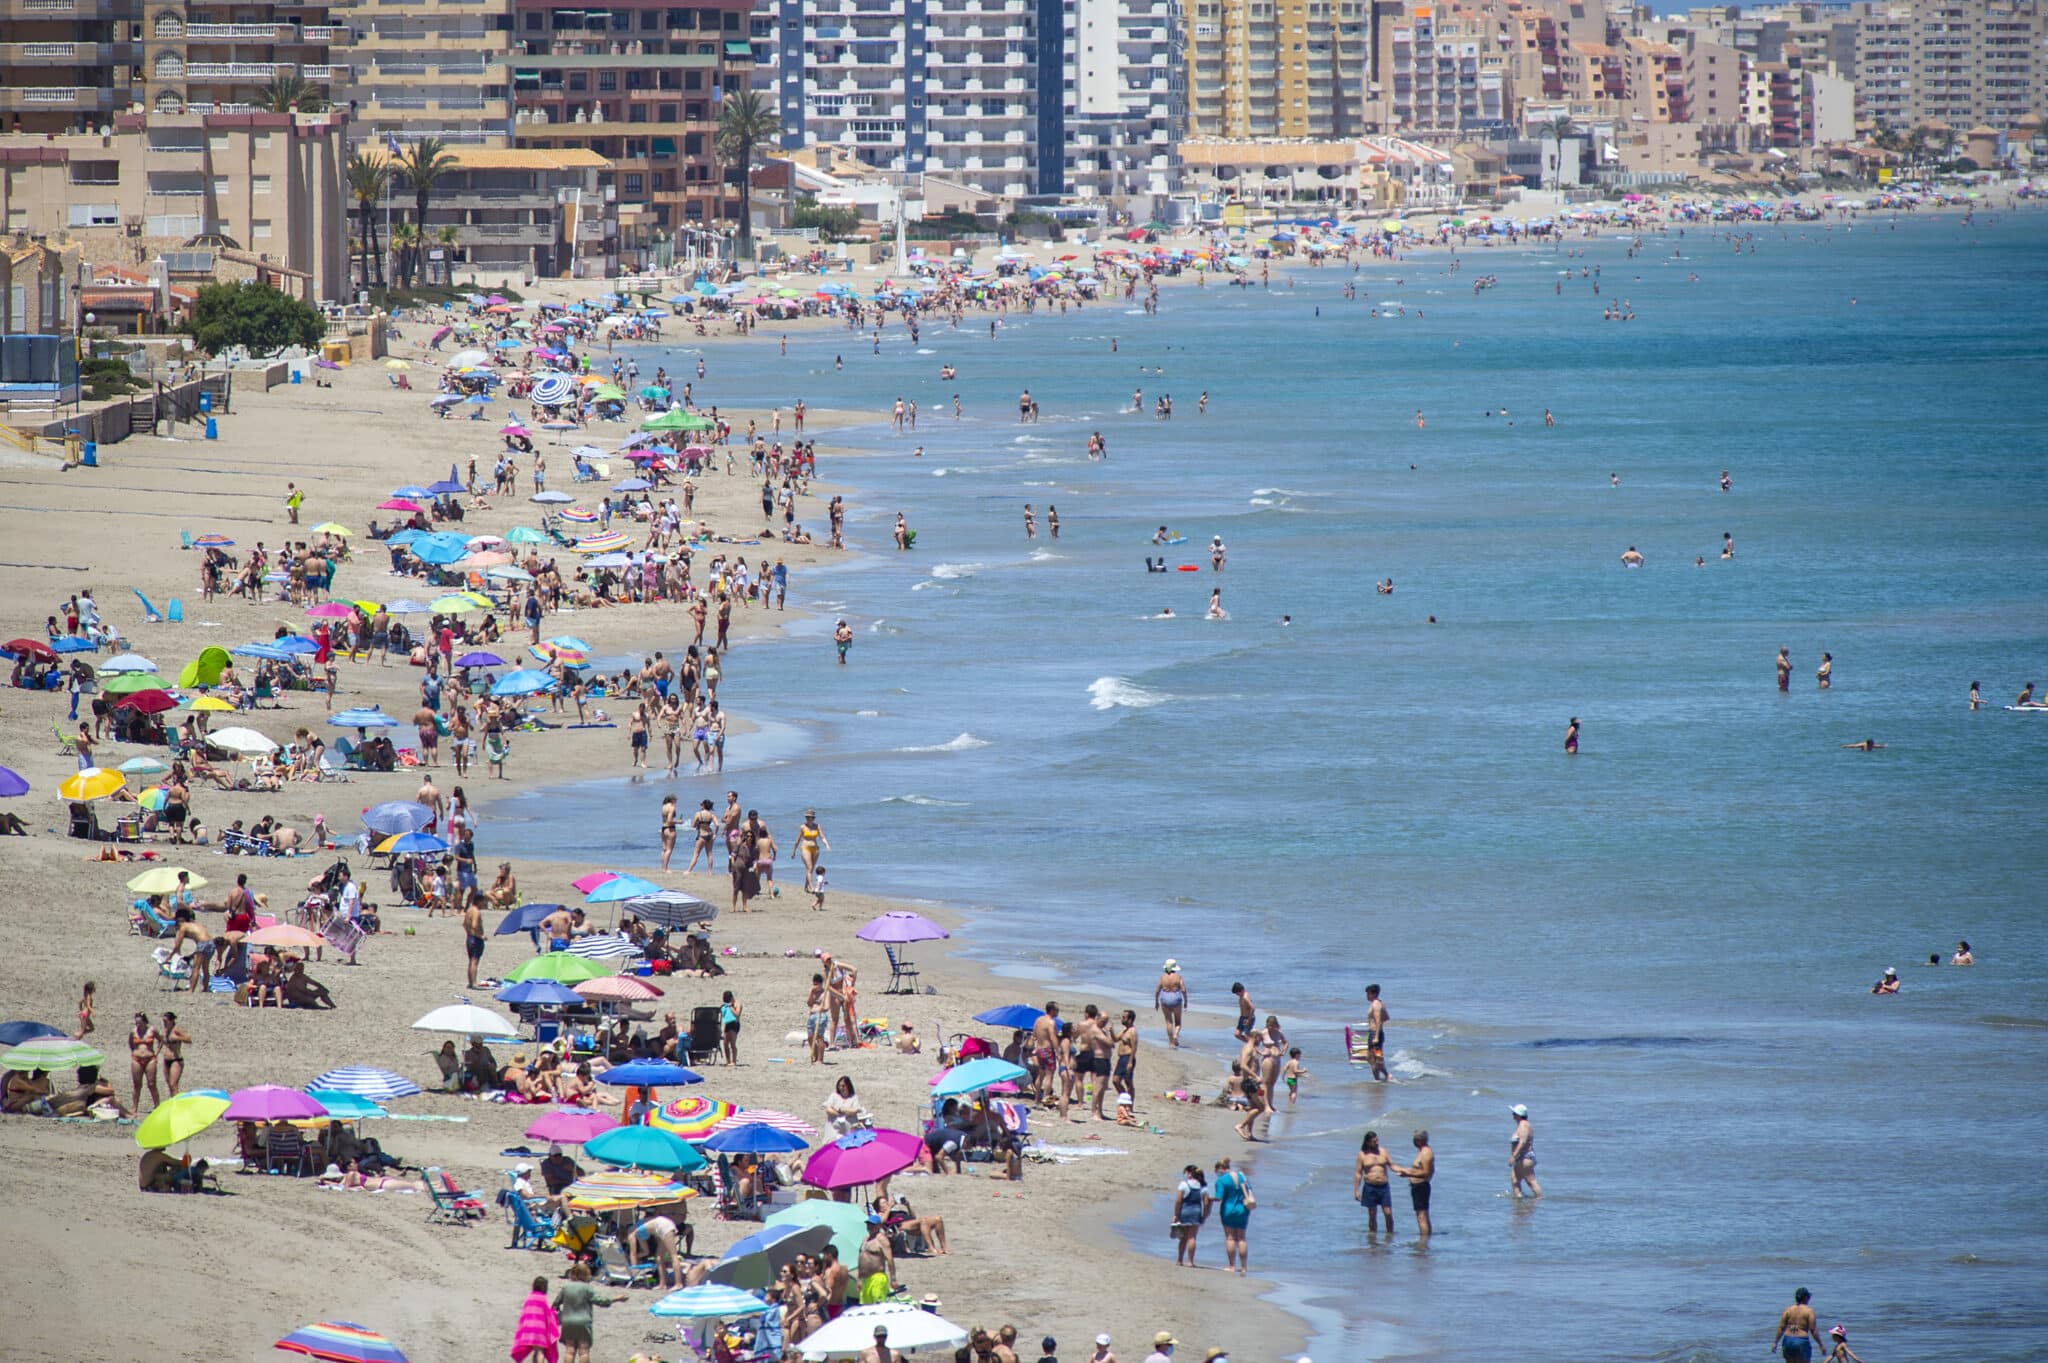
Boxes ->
[562,1168,692,1210]
[275,1321,408,1363]
[530,641,588,666]
[647,1094,736,1139]
[137,785,169,812]
[571,530,632,554]
[557,505,600,524]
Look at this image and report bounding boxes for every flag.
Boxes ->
[386,134,402,156]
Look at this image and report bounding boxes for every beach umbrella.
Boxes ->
[247,923,327,949]
[707,1223,832,1291]
[531,640,588,666]
[98,652,157,674]
[853,911,949,944]
[207,726,278,755]
[100,672,163,694]
[766,1199,867,1271]
[699,1122,810,1155]
[134,1091,231,1149]
[501,954,609,985]
[495,978,585,1008]
[272,636,320,655]
[137,787,169,815]
[557,505,600,524]
[642,409,714,433]
[308,1067,421,1101]
[274,1321,408,1363]
[571,531,632,554]
[709,1109,815,1137]
[971,1004,1046,1031]
[308,522,353,537]
[376,499,424,513]
[373,831,449,855]
[506,526,549,544]
[304,1090,387,1120]
[391,486,432,500]
[1,638,58,662]
[457,551,513,570]
[525,1107,616,1145]
[647,1284,771,1320]
[594,1059,703,1089]
[931,1057,1028,1098]
[493,902,559,936]
[797,1303,968,1361]
[304,602,356,619]
[49,637,96,654]
[383,599,432,615]
[531,490,574,505]
[0,1036,104,1071]
[490,669,555,698]
[223,1085,328,1122]
[185,696,237,713]
[563,933,642,961]
[114,689,177,715]
[428,595,486,615]
[645,1095,735,1139]
[329,708,398,730]
[585,1123,707,1173]
[385,527,431,544]
[411,1003,519,1037]
[127,866,204,894]
[191,534,236,549]
[0,1021,68,1046]
[801,1128,920,1190]
[570,871,620,894]
[0,766,25,798]
[60,767,126,802]
[576,975,663,1003]
[585,873,661,904]
[562,1168,692,1210]
[487,565,535,583]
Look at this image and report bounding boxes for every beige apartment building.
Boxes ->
[338,0,517,147]
[1853,0,2045,134]
[140,0,341,115]
[0,110,348,301]
[371,145,616,278]
[1,0,142,136]
[1184,0,1371,139]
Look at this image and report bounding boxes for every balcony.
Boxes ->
[186,60,296,78]
[0,0,118,17]
[1,40,127,63]
[0,85,117,110]
[186,22,294,39]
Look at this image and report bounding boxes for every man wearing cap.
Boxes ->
[859,1324,901,1363]
[1509,1104,1542,1199]
[1144,1331,1177,1363]
[1088,1335,1117,1363]
[1202,1351,1230,1363]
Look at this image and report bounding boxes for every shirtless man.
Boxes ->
[859,1327,902,1363]
[1363,984,1390,1082]
[461,892,486,989]
[1619,546,1645,567]
[1352,1131,1396,1233]
[1229,983,1255,1041]
[1776,648,1792,692]
[1770,1288,1823,1363]
[1394,1130,1435,1237]
[170,909,216,994]
[856,1218,897,1297]
[721,791,743,868]
[818,1245,852,1321]
[417,772,445,826]
[1074,1005,1115,1121]
[1030,1003,1065,1116]
[539,906,575,953]
[1508,1104,1542,1198]
[487,862,519,911]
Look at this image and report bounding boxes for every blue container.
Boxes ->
[291,369,301,384]
[204,416,217,440]
[199,392,211,414]
[80,441,98,467]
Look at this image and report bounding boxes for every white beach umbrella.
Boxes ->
[206,727,279,755]
[411,1003,520,1038]
[798,1303,968,1359]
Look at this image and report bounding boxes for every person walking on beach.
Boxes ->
[511,1275,561,1363]
[284,482,303,525]
[1155,959,1186,1048]
[1212,1157,1253,1276]
[462,892,486,990]
[1230,983,1255,1042]
[1508,1104,1542,1198]
[1171,1165,1210,1266]
[1354,1131,1395,1233]
[660,794,678,871]
[835,619,853,666]
[1394,1130,1435,1238]
[1770,1288,1823,1363]
[551,1263,612,1363]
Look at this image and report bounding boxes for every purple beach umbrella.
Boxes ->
[853,911,950,944]
[0,765,28,798]
[801,1127,922,1190]
[222,1085,329,1122]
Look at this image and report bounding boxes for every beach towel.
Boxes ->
[510,1290,559,1363]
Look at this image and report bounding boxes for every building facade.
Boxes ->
[1,0,142,136]
[1184,0,1369,139]
[373,145,615,277]
[1059,0,1181,200]
[140,0,340,116]
[338,0,516,146]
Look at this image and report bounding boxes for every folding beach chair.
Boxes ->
[53,720,76,756]
[166,599,183,623]
[501,1178,558,1251]
[179,531,195,551]
[132,588,163,623]
[133,900,176,938]
[589,1233,661,1287]
[425,1168,488,1224]
[151,946,191,988]
[266,1125,313,1175]
[882,945,921,995]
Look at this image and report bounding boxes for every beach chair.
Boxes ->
[882,945,920,995]
[684,1006,722,1066]
[132,588,164,622]
[133,900,176,938]
[179,531,195,551]
[425,1168,488,1224]
[53,720,76,756]
[502,1181,558,1250]
[249,675,279,708]
[151,945,191,988]
[265,1124,313,1175]
[590,1235,661,1287]
[167,599,183,623]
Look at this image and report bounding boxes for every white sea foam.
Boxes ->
[1028,549,1061,562]
[895,732,991,754]
[929,562,982,580]
[1387,1050,1453,1081]
[855,710,881,717]
[1088,676,1170,711]
[880,794,970,807]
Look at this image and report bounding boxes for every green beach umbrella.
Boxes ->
[589,384,627,402]
[102,672,166,695]
[502,954,611,985]
[641,409,713,433]
[765,1198,866,1267]
[1,1036,104,1071]
[134,1091,230,1149]
[505,526,550,545]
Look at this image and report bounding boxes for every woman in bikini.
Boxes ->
[797,810,830,892]
[1155,959,1187,1048]
[753,820,779,897]
[157,1012,191,1097]
[129,1013,161,1113]
[660,694,685,776]
[659,794,679,872]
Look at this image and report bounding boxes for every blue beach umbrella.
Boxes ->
[0,767,29,799]
[595,1060,703,1089]
[304,1090,388,1120]
[362,801,434,836]
[585,1123,708,1172]
[50,637,96,654]
[495,978,585,1006]
[385,529,430,547]
[330,708,399,729]
[490,669,555,697]
[391,485,432,499]
[231,643,294,662]
[0,1020,68,1046]
[698,1122,810,1155]
[308,1067,422,1101]
[585,874,661,903]
[971,1004,1047,1031]
[378,831,449,855]
[410,537,470,566]
[494,902,562,936]
[931,1057,1028,1098]
[275,636,319,654]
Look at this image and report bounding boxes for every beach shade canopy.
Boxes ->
[134,1091,231,1148]
[594,1059,703,1089]
[699,1121,810,1156]
[798,1303,969,1361]
[584,1123,708,1173]
[584,873,662,903]
[502,953,609,985]
[303,1090,387,1120]
[765,1198,866,1267]
[391,487,432,501]
[801,1128,921,1190]
[613,477,652,492]
[1,1036,104,1071]
[971,1004,1047,1031]
[556,505,599,524]
[931,1057,1028,1098]
[207,726,279,755]
[113,688,178,715]
[175,646,234,687]
[59,767,126,801]
[98,652,157,674]
[247,924,327,949]
[373,831,449,856]
[645,1094,735,1139]
[575,975,663,1003]
[0,1020,68,1046]
[494,978,585,1007]
[707,1223,834,1291]
[561,1168,693,1210]
[223,1085,328,1122]
[453,651,505,668]
[647,1284,772,1321]
[361,801,434,835]
[0,766,28,798]
[853,912,950,944]
[494,902,560,936]
[308,1067,422,1101]
[329,708,399,730]
[525,1107,618,1144]
[275,1321,409,1363]
[411,1003,519,1038]
[490,669,556,698]
[530,490,574,505]
[619,890,719,929]
[127,866,205,895]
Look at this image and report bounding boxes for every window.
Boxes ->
[68,203,121,227]
[252,175,271,194]
[252,218,273,239]
[211,176,232,196]
[598,70,618,89]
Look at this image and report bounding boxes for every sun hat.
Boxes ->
[1884,967,1897,976]
[1204,1351,1230,1362]
[1096,1334,1112,1346]
[1116,1091,1134,1106]
[1154,1332,1178,1347]
[1164,958,1178,970]
[514,1162,532,1174]
[1830,1326,1847,1338]
[919,1294,942,1310]
[1510,1103,1528,1117]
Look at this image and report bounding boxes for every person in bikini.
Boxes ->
[157,1013,191,1097]
[128,1013,161,1113]
[1155,960,1186,1048]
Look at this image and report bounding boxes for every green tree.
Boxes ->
[187,281,323,356]
[390,221,419,291]
[258,72,325,113]
[435,225,460,285]
[717,89,780,258]
[791,197,861,241]
[345,147,391,290]
[396,138,459,288]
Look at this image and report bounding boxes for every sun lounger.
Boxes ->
[133,899,176,937]
[425,1168,488,1224]
[502,1180,558,1250]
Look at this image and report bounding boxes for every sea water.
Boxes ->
[493,211,2048,1361]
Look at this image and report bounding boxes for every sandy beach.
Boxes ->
[0,279,1304,1363]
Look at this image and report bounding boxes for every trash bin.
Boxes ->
[199,392,212,414]
[291,369,302,384]
[204,417,217,440]
[81,440,97,467]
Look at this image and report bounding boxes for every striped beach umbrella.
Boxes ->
[275,1321,408,1363]
[711,1108,816,1137]
[191,533,236,549]
[570,530,632,554]
[530,641,588,666]
[562,1168,692,1210]
[1,1036,105,1071]
[647,1283,770,1320]
[647,1095,736,1140]
[557,505,600,524]
[563,933,642,961]
[137,785,169,812]
[577,975,663,1003]
[308,1067,422,1101]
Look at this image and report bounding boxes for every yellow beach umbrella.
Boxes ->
[59,767,126,801]
[135,1092,230,1150]
[427,595,483,614]
[350,599,381,615]
[127,866,207,894]
[187,696,236,712]
[309,522,353,537]
[385,359,411,370]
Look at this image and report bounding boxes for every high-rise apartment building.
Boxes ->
[1184,0,1369,139]
[140,0,339,117]
[339,0,516,146]
[1059,0,1181,198]
[510,0,754,233]
[1369,0,1505,133]
[1,0,141,135]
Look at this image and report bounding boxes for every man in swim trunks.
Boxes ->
[1394,1130,1434,1238]
[1770,1288,1822,1363]
[1353,1131,1395,1233]
[1363,984,1390,1082]
[1031,1003,1064,1116]
[461,892,487,989]
[1230,984,1255,1042]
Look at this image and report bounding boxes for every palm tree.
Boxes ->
[390,221,419,292]
[716,89,779,259]
[1544,115,1576,188]
[434,225,460,285]
[396,138,460,287]
[259,72,325,113]
[345,147,391,290]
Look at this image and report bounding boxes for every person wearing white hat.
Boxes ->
[1871,968,1900,996]
[1089,1333,1118,1363]
[1509,1104,1542,1199]
[1155,959,1187,1049]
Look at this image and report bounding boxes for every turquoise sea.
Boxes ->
[493,209,2048,1361]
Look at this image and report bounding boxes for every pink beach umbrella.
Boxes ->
[525,1107,619,1144]
[223,1085,329,1122]
[710,1109,816,1137]
[570,871,619,894]
[576,975,664,1002]
[304,602,356,619]
[376,499,424,513]
[801,1128,921,1190]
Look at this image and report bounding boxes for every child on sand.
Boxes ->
[810,867,828,912]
